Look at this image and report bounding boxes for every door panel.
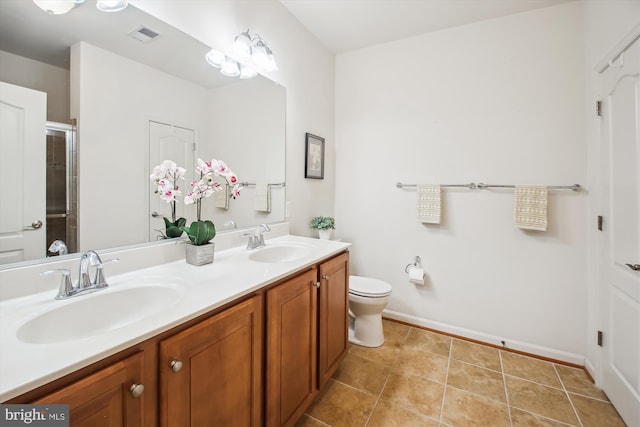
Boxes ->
[148,121,195,241]
[0,82,46,264]
[599,34,640,427]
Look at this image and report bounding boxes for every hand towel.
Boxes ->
[417,184,441,224]
[514,185,547,231]
[254,183,271,212]
[215,184,229,209]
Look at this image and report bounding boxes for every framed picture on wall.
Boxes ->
[304,133,325,179]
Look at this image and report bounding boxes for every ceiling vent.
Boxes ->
[129,26,160,43]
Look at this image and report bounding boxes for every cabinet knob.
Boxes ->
[322,275,330,280]
[170,360,183,373]
[312,281,320,288]
[129,383,145,398]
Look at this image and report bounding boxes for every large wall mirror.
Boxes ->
[0,0,286,267]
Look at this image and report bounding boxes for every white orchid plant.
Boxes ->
[181,159,242,245]
[150,160,187,238]
[150,158,242,244]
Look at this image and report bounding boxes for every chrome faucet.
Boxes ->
[42,250,120,299]
[244,223,271,250]
[48,239,68,256]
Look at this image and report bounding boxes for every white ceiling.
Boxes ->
[278,0,577,54]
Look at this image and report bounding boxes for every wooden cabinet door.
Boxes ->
[159,295,263,427]
[34,352,145,427]
[266,268,318,427]
[318,252,349,388]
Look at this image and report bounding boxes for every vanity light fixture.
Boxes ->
[32,0,84,15]
[206,29,278,79]
[96,0,128,12]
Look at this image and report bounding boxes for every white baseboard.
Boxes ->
[383,309,586,367]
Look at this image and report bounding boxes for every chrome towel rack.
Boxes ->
[396,182,476,189]
[476,183,581,191]
[396,182,581,191]
[239,182,286,188]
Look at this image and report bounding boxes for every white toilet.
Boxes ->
[348,275,393,347]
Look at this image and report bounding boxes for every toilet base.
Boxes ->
[348,312,384,348]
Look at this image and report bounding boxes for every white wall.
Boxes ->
[131,0,336,237]
[72,42,208,251]
[202,78,286,229]
[582,0,640,378]
[0,50,70,124]
[335,2,587,362]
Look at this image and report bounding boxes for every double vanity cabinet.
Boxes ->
[4,249,350,427]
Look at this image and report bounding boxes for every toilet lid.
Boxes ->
[349,275,392,297]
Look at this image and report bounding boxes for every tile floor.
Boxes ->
[297,320,627,427]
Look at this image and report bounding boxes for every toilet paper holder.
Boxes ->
[404,256,422,274]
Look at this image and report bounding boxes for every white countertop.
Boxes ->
[0,234,350,401]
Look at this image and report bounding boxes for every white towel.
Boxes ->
[514,185,547,231]
[215,184,229,209]
[254,183,271,212]
[417,184,441,224]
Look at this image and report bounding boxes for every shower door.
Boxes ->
[45,122,77,256]
[598,34,640,427]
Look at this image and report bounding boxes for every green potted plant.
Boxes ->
[310,216,335,240]
[181,158,242,265]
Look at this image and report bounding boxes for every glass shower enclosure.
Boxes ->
[46,121,77,256]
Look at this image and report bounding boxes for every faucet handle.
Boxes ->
[41,269,74,299]
[243,233,257,249]
[93,258,120,288]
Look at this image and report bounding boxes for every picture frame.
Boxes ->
[304,133,325,179]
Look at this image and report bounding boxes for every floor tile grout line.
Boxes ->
[437,336,453,425]
[499,350,514,427]
[554,364,585,427]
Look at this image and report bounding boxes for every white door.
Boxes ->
[148,121,195,241]
[598,35,640,427]
[0,82,47,264]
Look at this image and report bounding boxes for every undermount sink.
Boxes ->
[248,244,313,263]
[17,282,183,344]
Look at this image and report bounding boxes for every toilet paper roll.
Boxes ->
[408,266,426,285]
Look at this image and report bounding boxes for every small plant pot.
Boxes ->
[185,242,214,266]
[318,229,332,240]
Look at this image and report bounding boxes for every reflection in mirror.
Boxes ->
[0,0,286,267]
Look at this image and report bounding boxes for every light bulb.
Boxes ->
[205,49,225,68]
[32,0,84,15]
[233,30,252,60]
[220,58,240,77]
[240,64,257,79]
[96,0,128,12]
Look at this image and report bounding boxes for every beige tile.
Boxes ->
[451,338,502,371]
[506,376,579,426]
[442,386,510,427]
[510,407,576,426]
[447,360,506,402]
[393,348,449,384]
[333,352,391,395]
[367,399,439,427]
[554,365,608,401]
[501,351,562,388]
[380,372,444,419]
[349,320,410,366]
[306,379,377,427]
[295,415,330,427]
[570,393,627,427]
[402,327,451,357]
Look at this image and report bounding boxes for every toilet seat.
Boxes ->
[349,275,392,298]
